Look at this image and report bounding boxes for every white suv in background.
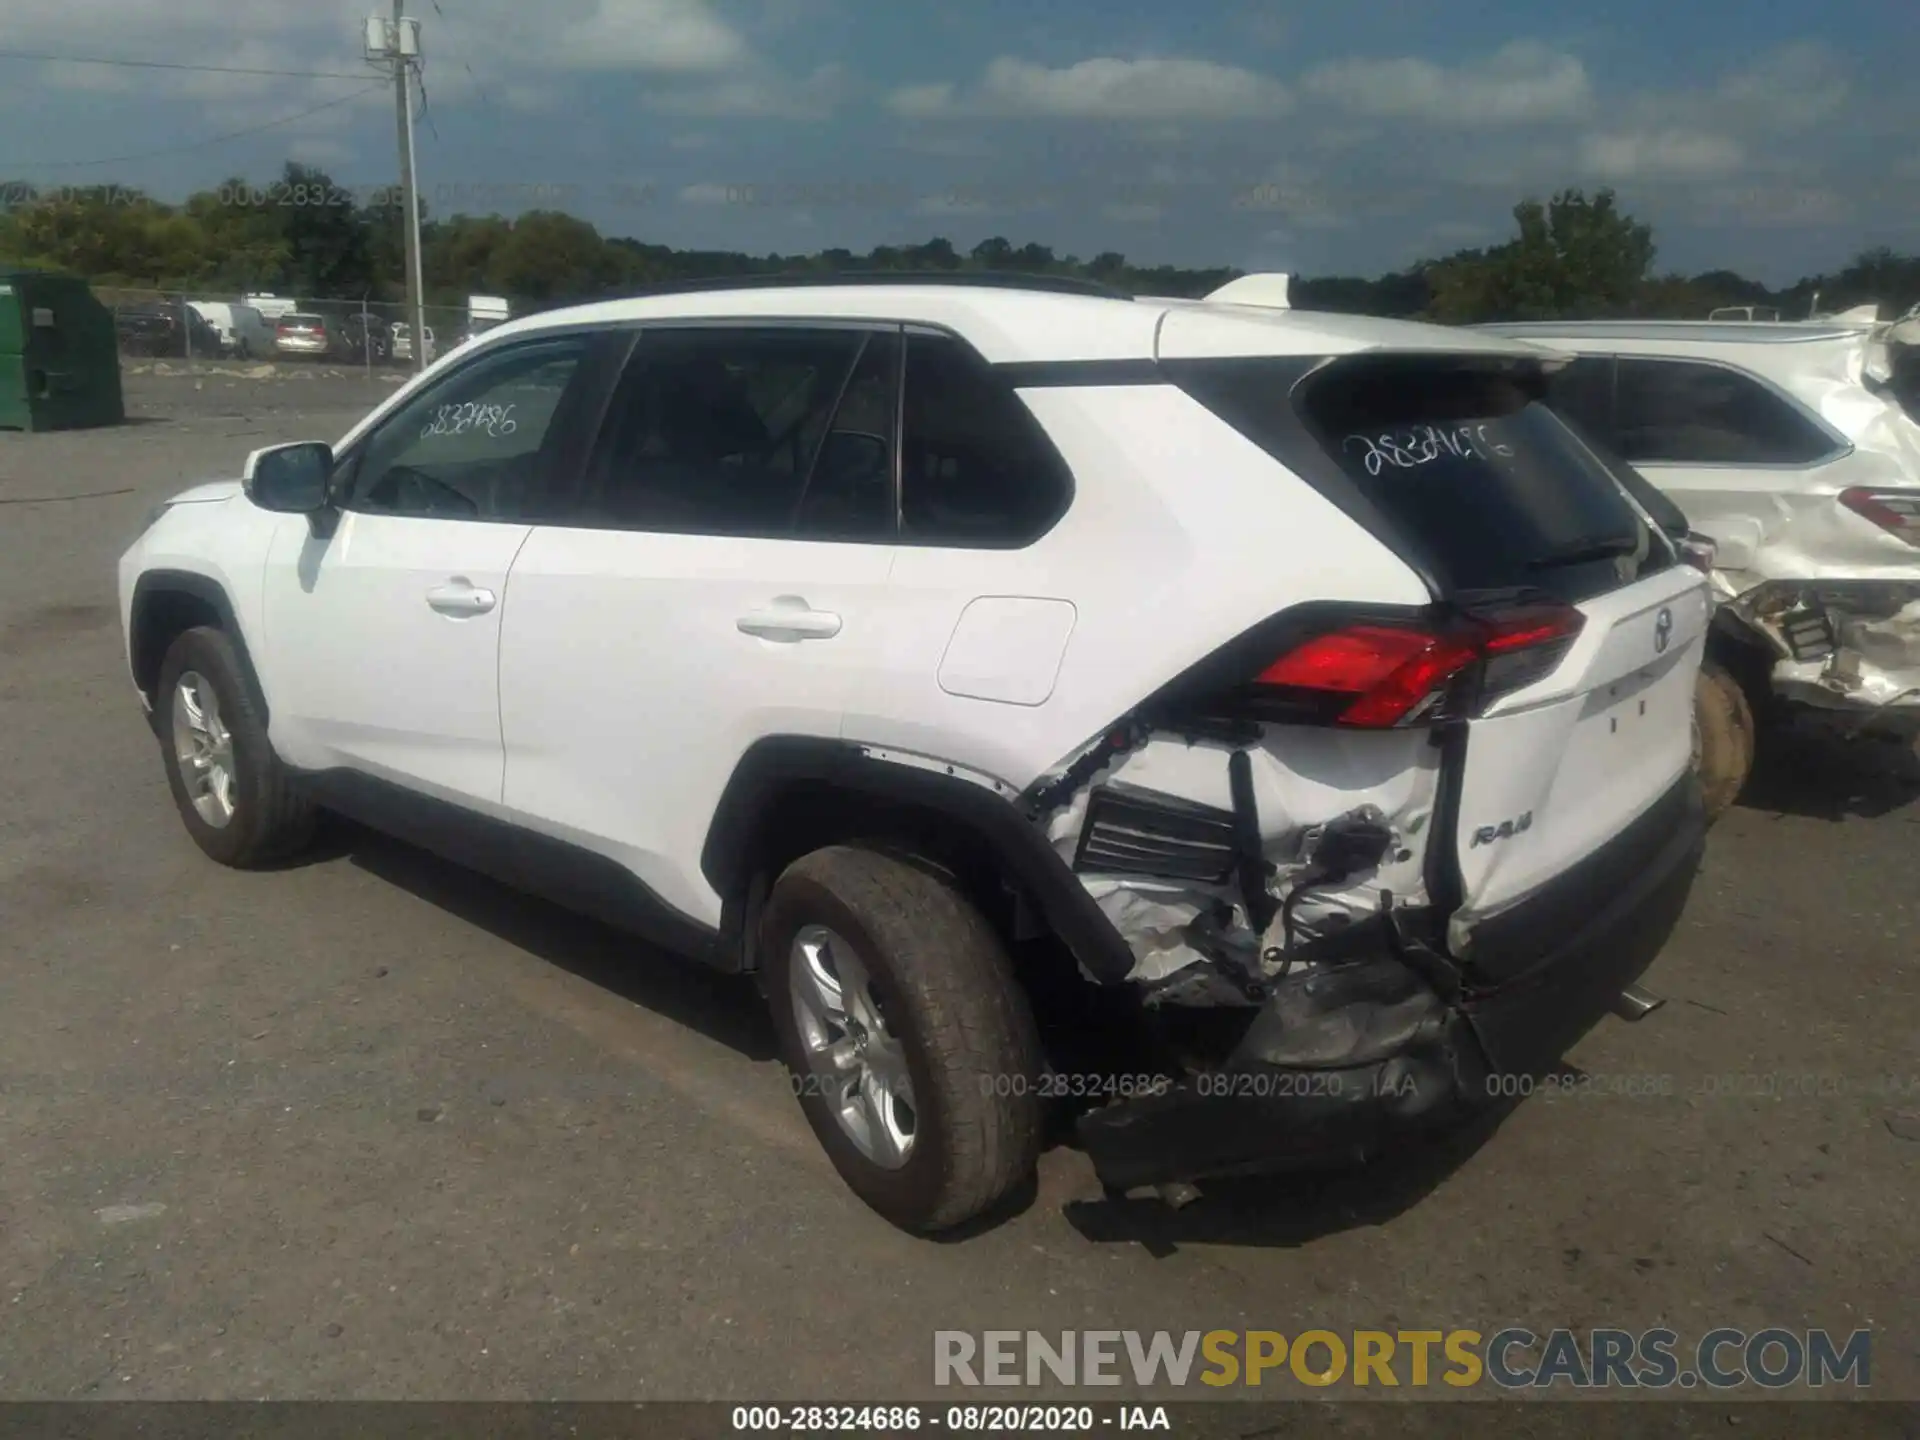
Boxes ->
[119,275,1711,1233]
[1484,319,1920,814]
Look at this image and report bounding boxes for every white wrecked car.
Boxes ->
[1481,317,1920,817]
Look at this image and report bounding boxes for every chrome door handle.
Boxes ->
[426,580,497,616]
[737,600,842,641]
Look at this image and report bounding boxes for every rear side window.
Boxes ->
[900,332,1072,547]
[1609,357,1841,466]
[1175,355,1675,603]
[581,326,868,537]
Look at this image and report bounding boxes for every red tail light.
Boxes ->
[1254,604,1585,728]
[1839,487,1920,546]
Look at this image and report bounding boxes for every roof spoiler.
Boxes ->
[1205,273,1291,310]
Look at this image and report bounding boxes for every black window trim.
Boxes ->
[896,321,1078,551]
[559,315,1077,550]
[571,318,900,542]
[1560,350,1853,472]
[329,324,631,523]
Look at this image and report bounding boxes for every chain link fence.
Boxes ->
[96,288,508,371]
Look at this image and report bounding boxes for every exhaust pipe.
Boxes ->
[1612,984,1666,1021]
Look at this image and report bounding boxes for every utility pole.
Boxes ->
[367,7,427,374]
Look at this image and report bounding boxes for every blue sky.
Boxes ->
[2,0,1914,284]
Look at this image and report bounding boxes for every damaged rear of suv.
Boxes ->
[1017,341,1710,1197]
[741,289,1712,1231]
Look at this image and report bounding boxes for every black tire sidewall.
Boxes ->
[155,628,283,866]
[1694,660,1756,824]
[763,869,967,1227]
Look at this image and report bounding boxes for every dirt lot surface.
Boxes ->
[1,366,1916,1412]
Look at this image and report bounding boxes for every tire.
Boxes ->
[1693,659,1756,825]
[155,626,316,867]
[763,845,1044,1234]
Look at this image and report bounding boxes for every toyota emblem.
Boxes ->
[1654,607,1673,654]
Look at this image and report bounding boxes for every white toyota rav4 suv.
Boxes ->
[119,274,1712,1233]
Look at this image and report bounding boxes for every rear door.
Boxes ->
[496,323,901,929]
[1544,352,1852,573]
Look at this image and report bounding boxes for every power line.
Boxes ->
[0,48,375,82]
[0,84,388,173]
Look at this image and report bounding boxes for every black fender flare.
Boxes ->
[129,569,272,726]
[701,736,1138,985]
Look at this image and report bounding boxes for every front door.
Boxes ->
[258,332,603,808]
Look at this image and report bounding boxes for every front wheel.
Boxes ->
[156,627,316,867]
[763,846,1043,1234]
[1693,659,1756,825]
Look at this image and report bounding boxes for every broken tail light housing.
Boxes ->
[1250,603,1586,728]
[1839,487,1920,548]
[1679,532,1717,573]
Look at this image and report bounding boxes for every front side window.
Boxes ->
[1611,357,1841,466]
[580,326,873,537]
[345,336,592,521]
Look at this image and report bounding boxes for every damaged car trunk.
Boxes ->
[1027,350,1712,1192]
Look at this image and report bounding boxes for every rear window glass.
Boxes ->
[284,314,323,326]
[1176,355,1675,602]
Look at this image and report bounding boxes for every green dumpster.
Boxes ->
[0,270,126,431]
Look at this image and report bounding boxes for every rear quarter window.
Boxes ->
[1175,354,1676,603]
[1609,356,1842,466]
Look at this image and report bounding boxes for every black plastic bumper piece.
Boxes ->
[1077,774,1706,1192]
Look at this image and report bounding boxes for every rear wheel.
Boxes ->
[156,627,315,867]
[1693,659,1756,824]
[763,845,1043,1234]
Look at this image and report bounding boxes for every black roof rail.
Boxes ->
[614,271,1131,301]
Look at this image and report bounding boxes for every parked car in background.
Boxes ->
[390,322,435,364]
[1483,318,1920,817]
[116,299,224,358]
[188,301,275,359]
[273,313,331,360]
[245,293,299,322]
[333,312,392,365]
[119,273,1710,1234]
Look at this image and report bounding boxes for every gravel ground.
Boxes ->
[1,367,1916,1412]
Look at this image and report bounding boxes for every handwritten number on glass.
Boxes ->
[421,402,518,441]
[1343,424,1516,477]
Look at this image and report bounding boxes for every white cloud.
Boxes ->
[889,83,959,119]
[677,181,735,205]
[1301,41,1591,126]
[647,62,851,119]
[914,193,995,216]
[1706,41,1850,134]
[888,56,1293,121]
[287,137,355,166]
[547,0,750,72]
[1582,129,1746,181]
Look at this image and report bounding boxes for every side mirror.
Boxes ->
[243,442,334,513]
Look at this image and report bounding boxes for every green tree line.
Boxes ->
[3,162,1917,323]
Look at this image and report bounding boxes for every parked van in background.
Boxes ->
[188,301,275,359]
